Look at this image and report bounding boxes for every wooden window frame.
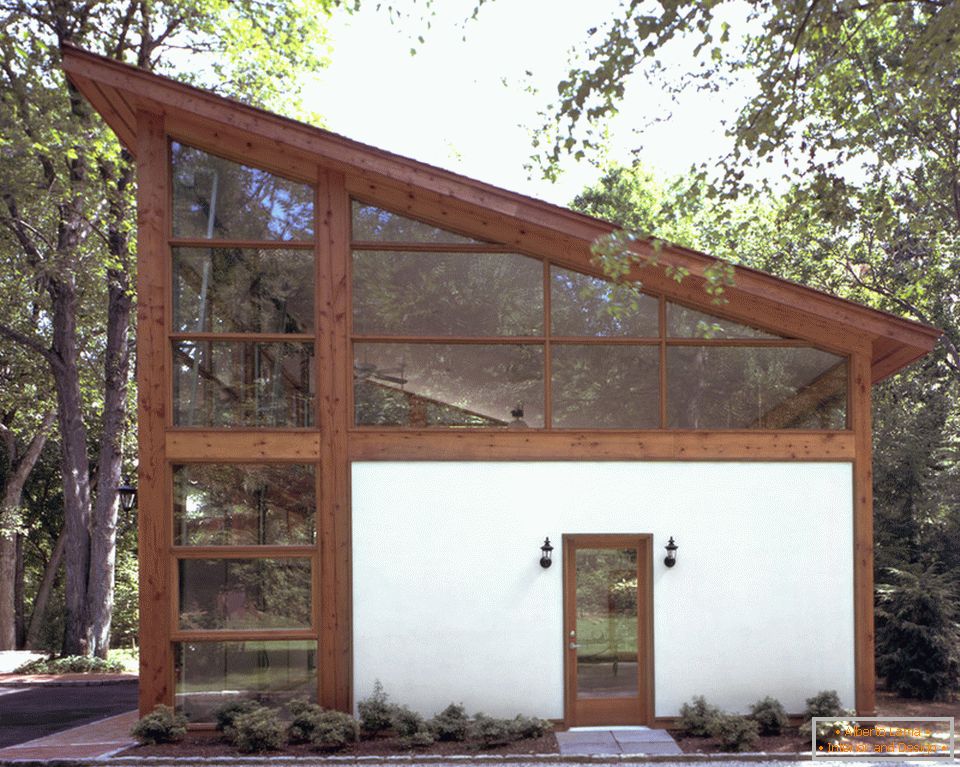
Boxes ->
[347,208,852,433]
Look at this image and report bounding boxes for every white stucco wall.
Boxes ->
[351,461,855,719]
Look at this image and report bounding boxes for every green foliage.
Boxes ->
[357,680,393,736]
[876,566,960,700]
[748,696,788,736]
[429,702,469,741]
[677,695,721,737]
[287,699,326,743]
[804,690,846,718]
[228,707,286,753]
[709,713,760,752]
[307,710,360,752]
[15,655,123,674]
[390,704,428,738]
[467,713,517,748]
[399,727,436,749]
[510,714,552,739]
[130,705,187,745]
[213,699,262,733]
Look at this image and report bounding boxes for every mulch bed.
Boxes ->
[670,731,808,754]
[123,730,559,758]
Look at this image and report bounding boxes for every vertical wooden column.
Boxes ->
[851,350,876,714]
[135,109,172,714]
[316,169,353,711]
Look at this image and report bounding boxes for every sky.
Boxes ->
[306,0,757,208]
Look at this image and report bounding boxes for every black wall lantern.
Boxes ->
[539,537,554,568]
[118,479,137,512]
[663,536,678,568]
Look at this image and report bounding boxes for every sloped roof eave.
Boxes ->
[59,44,942,382]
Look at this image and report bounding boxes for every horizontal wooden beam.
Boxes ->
[166,431,321,461]
[348,430,856,461]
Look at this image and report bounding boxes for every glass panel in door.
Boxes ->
[575,548,639,698]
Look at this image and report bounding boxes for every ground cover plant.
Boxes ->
[14,655,124,674]
[130,705,187,745]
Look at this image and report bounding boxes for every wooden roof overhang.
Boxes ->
[61,44,941,380]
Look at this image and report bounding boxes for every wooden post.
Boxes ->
[851,351,876,714]
[135,109,172,714]
[316,168,353,711]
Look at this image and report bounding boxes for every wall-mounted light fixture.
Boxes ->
[539,537,554,568]
[118,479,137,512]
[663,536,678,568]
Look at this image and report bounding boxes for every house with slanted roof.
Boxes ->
[61,45,940,727]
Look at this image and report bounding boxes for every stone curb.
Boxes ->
[0,752,817,767]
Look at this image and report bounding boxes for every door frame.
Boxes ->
[562,533,655,727]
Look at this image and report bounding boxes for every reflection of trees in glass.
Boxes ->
[351,202,480,243]
[178,559,312,630]
[173,341,314,427]
[353,250,542,336]
[173,464,315,546]
[667,346,846,428]
[551,267,659,337]
[666,303,777,339]
[175,641,317,721]
[173,248,313,334]
[576,549,638,663]
[552,345,659,428]
[172,143,314,241]
[354,343,543,427]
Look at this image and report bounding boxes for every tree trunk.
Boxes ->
[0,412,55,650]
[49,277,93,657]
[15,533,25,647]
[86,274,132,658]
[26,531,65,651]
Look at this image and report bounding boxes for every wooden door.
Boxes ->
[563,534,653,726]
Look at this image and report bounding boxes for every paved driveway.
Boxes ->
[0,681,137,747]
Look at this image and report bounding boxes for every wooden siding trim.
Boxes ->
[348,430,856,462]
[165,431,321,461]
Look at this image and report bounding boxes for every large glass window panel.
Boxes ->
[175,640,316,721]
[552,345,659,429]
[172,142,314,241]
[353,250,543,336]
[354,343,544,427]
[178,558,312,631]
[575,548,638,698]
[173,464,316,546]
[352,201,481,243]
[667,346,847,429]
[551,267,659,337]
[173,341,315,428]
[666,302,778,339]
[173,248,314,334]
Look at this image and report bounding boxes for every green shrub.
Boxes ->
[510,714,552,739]
[429,703,469,741]
[16,655,124,674]
[678,695,721,737]
[467,713,517,748]
[876,567,960,700]
[391,704,427,737]
[357,680,393,736]
[309,710,360,752]
[710,713,760,752]
[228,707,286,753]
[213,699,262,733]
[131,705,187,745]
[400,727,436,748]
[804,690,846,718]
[287,699,326,743]
[749,696,789,735]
